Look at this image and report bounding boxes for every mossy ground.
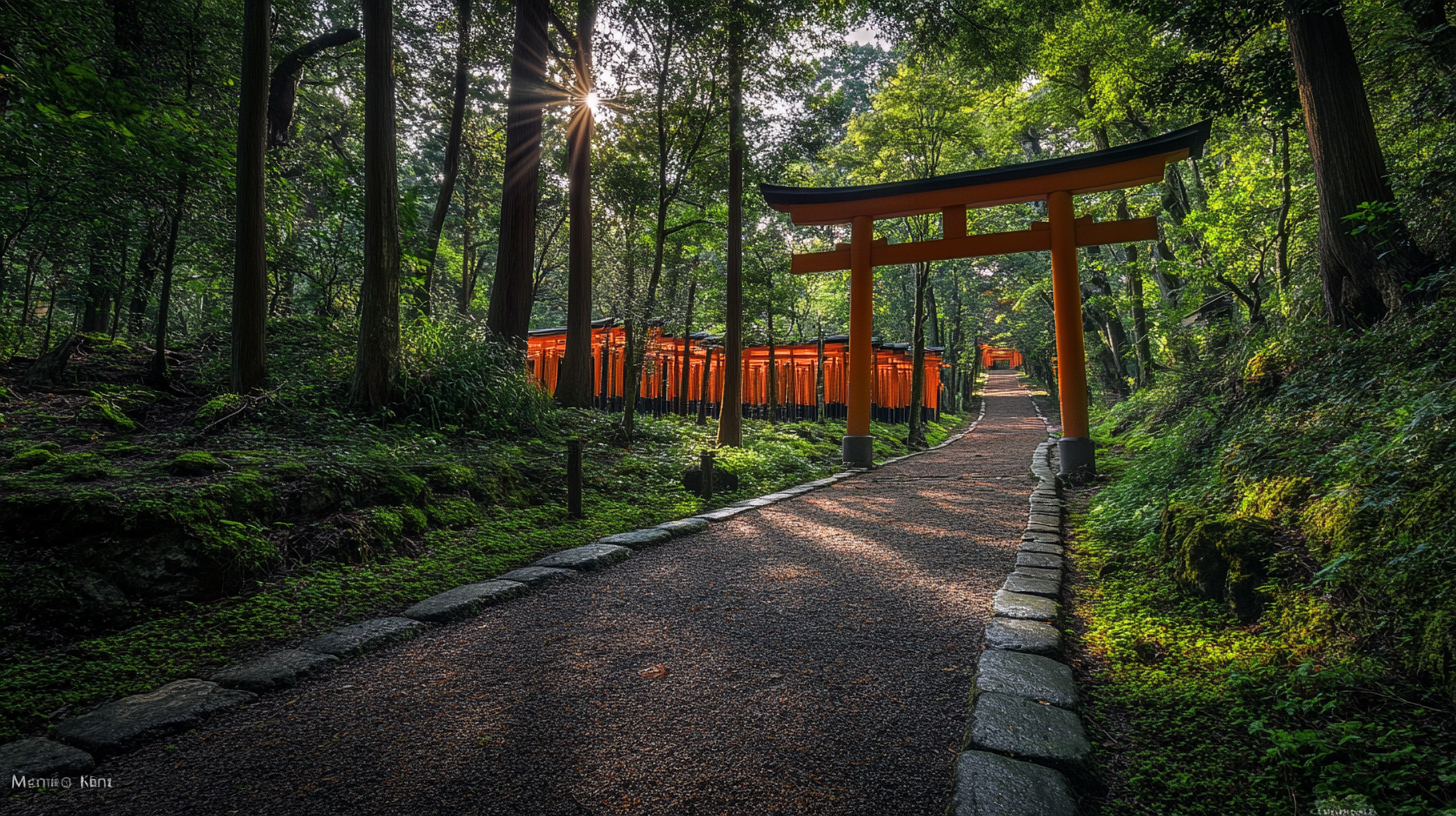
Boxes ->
[1065,300,1456,815]
[0,321,968,742]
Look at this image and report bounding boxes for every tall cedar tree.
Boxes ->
[351,0,402,410]
[232,0,269,393]
[1285,0,1431,326]
[556,0,597,408]
[487,0,549,345]
[418,0,472,315]
[716,2,744,448]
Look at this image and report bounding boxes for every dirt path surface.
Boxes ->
[7,371,1047,816]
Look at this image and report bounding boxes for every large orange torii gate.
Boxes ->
[761,121,1210,477]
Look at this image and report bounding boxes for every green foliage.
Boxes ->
[1076,299,1456,814]
[396,317,556,436]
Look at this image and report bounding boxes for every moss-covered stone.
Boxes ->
[7,447,58,470]
[1160,504,1275,623]
[168,451,229,476]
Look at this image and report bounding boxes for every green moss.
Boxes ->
[7,447,58,470]
[99,441,144,458]
[84,395,135,431]
[273,461,308,477]
[425,496,485,529]
[42,453,115,482]
[195,393,245,423]
[422,462,478,493]
[168,451,229,476]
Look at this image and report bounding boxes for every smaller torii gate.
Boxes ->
[980,345,1024,370]
[761,121,1210,478]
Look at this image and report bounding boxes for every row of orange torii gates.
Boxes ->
[526,318,1025,424]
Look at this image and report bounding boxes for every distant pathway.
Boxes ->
[8,371,1047,816]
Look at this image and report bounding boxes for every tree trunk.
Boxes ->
[486,0,548,345]
[815,319,825,423]
[351,0,402,410]
[1285,0,1430,326]
[459,222,476,314]
[907,261,928,449]
[1128,248,1153,388]
[150,175,188,387]
[676,279,695,415]
[417,1,470,316]
[1114,196,1153,389]
[1275,124,1293,294]
[267,28,361,148]
[715,4,744,448]
[233,0,270,393]
[696,345,712,425]
[621,317,639,442]
[766,308,778,422]
[556,0,596,408]
[128,225,161,335]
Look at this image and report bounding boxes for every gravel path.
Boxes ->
[7,370,1047,816]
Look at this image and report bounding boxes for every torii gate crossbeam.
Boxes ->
[761,121,1211,479]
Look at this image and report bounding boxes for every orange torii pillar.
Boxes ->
[763,120,1210,475]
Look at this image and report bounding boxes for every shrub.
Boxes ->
[397,316,556,436]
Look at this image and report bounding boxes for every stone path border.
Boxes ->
[946,386,1095,816]
[3,399,991,789]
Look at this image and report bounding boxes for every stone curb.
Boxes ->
[947,385,1098,814]
[8,409,994,782]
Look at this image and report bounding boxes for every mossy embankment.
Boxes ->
[1062,299,1456,815]
[0,317,969,743]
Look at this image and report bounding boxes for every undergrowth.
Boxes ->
[1070,298,1456,815]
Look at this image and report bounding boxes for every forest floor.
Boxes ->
[0,325,970,745]
[2,369,1041,815]
[1056,303,1456,816]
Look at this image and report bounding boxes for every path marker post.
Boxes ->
[567,437,583,519]
[700,450,714,501]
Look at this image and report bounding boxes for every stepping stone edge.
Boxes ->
[51,680,256,759]
[944,425,1095,812]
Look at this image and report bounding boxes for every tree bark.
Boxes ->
[128,225,161,335]
[1275,124,1293,294]
[815,320,826,423]
[715,4,744,448]
[486,0,548,346]
[1285,0,1430,327]
[907,261,929,449]
[556,0,596,408]
[696,345,712,425]
[234,0,270,393]
[351,0,402,410]
[149,174,188,387]
[417,1,470,316]
[267,28,361,148]
[676,280,695,415]
[766,308,778,422]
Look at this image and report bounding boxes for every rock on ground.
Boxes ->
[51,680,255,758]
